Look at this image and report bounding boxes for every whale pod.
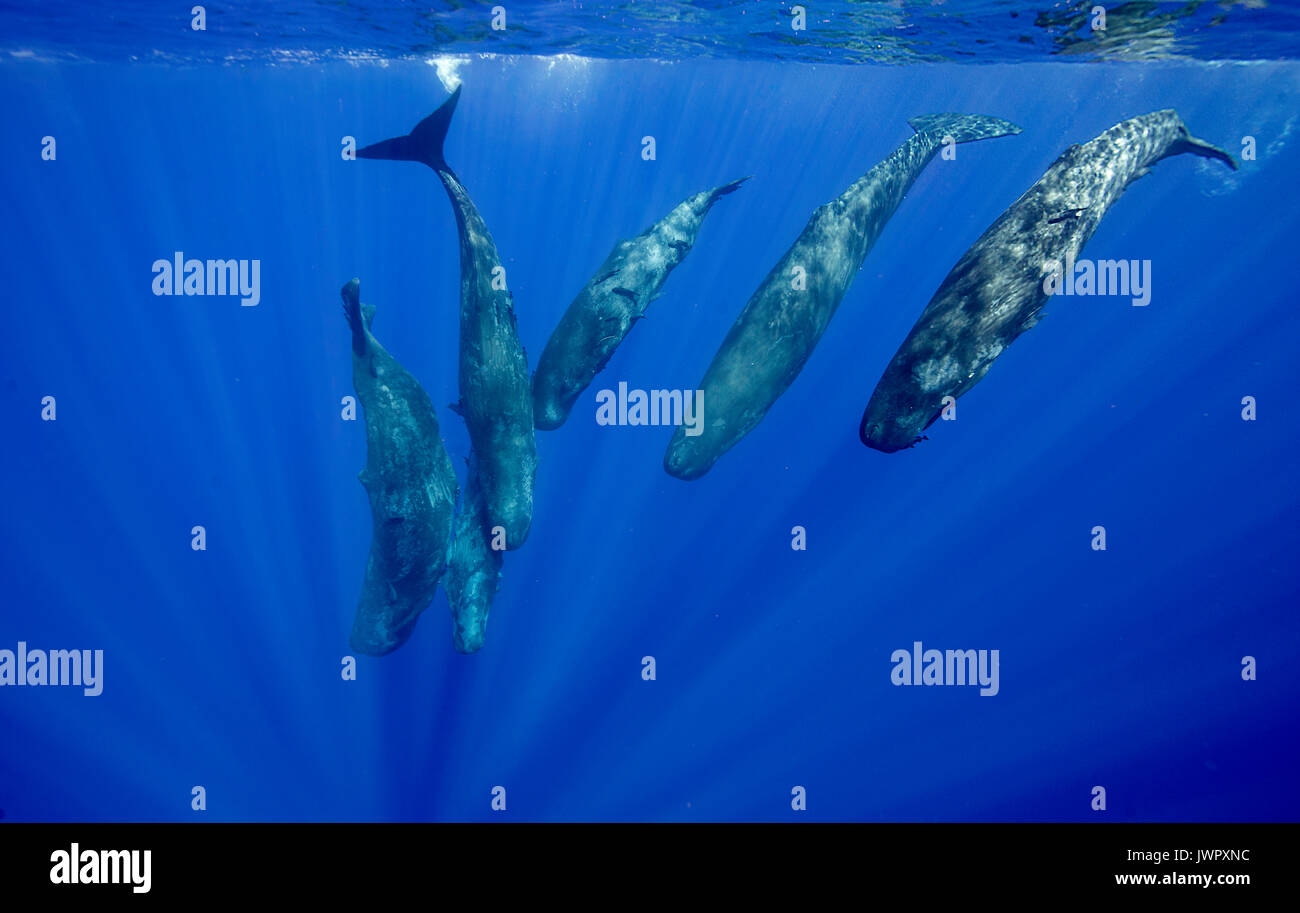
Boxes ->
[359,89,537,550]
[664,113,1023,480]
[532,177,748,430]
[341,279,459,656]
[860,109,1238,453]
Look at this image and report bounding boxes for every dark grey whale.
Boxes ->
[341,279,459,656]
[444,453,503,654]
[532,178,748,430]
[663,113,1023,480]
[860,109,1238,453]
[358,88,537,550]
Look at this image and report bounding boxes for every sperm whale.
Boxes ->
[860,109,1237,453]
[358,88,537,549]
[532,177,747,430]
[341,279,459,656]
[664,113,1023,480]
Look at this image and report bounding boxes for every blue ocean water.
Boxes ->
[1,4,1298,823]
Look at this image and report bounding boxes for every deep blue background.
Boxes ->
[1,56,1297,821]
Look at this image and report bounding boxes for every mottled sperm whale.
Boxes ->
[664,114,1022,480]
[532,178,748,430]
[359,88,537,549]
[444,453,504,654]
[341,279,459,656]
[860,109,1237,453]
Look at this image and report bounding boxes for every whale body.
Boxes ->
[664,113,1023,480]
[532,178,747,430]
[341,279,459,656]
[444,454,504,654]
[359,88,537,549]
[860,109,1238,453]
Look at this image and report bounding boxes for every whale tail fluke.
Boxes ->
[1172,132,1239,171]
[357,86,461,172]
[708,176,751,203]
[908,113,1023,144]
[340,278,368,357]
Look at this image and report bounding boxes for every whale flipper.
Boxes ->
[357,86,461,173]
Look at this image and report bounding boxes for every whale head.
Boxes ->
[531,372,573,431]
[860,395,935,454]
[664,436,714,481]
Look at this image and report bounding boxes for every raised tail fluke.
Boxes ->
[908,113,1023,144]
[708,175,752,203]
[357,86,461,172]
[1175,132,1239,171]
[340,278,367,357]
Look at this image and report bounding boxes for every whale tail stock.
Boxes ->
[357,86,462,172]
[907,113,1023,144]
